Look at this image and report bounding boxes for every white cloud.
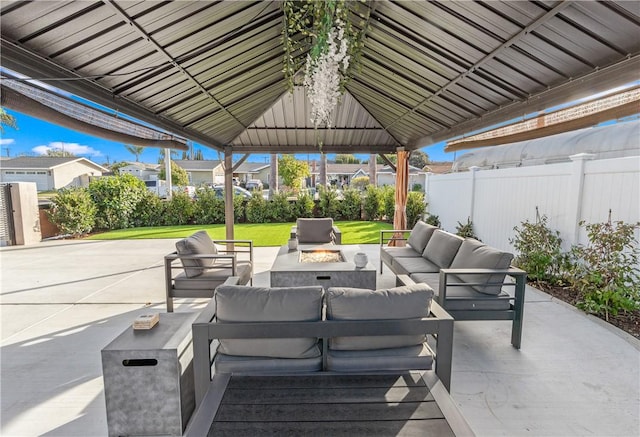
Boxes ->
[32,142,102,157]
[0,138,15,145]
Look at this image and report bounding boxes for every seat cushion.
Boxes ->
[173,261,252,291]
[410,273,512,311]
[391,256,440,275]
[296,218,334,243]
[175,230,217,278]
[422,230,464,268]
[326,343,434,372]
[406,221,438,254]
[449,239,514,295]
[326,284,434,350]
[214,350,322,374]
[215,285,323,359]
[380,246,422,268]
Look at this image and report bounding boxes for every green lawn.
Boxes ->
[86,221,394,246]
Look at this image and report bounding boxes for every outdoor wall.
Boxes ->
[52,161,102,189]
[425,154,640,253]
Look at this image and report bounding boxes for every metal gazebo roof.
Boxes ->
[1,0,639,154]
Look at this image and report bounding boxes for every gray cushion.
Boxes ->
[406,221,438,254]
[326,284,434,350]
[391,256,440,275]
[410,273,513,311]
[449,239,514,295]
[215,285,323,359]
[422,230,464,268]
[380,246,422,268]
[173,261,252,291]
[214,351,322,373]
[175,230,217,278]
[296,218,334,243]
[326,343,433,372]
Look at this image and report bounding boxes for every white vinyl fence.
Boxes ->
[424,154,640,254]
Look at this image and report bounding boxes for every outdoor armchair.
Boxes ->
[164,231,253,312]
[291,218,342,244]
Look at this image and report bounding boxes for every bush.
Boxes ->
[381,185,395,222]
[510,212,565,284]
[411,183,423,192]
[340,188,362,220]
[317,185,340,218]
[47,187,96,236]
[266,192,292,222]
[362,185,382,221]
[89,174,147,230]
[163,192,195,225]
[570,216,640,320]
[456,217,479,240]
[292,193,314,218]
[233,195,245,223]
[406,191,426,228]
[350,176,369,191]
[245,193,269,223]
[131,191,165,227]
[193,187,225,224]
[424,213,441,227]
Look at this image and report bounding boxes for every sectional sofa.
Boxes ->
[380,221,527,348]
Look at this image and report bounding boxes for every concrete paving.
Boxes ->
[1,239,638,436]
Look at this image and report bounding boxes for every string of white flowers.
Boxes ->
[303,17,350,128]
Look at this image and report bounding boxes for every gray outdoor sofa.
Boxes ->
[380,221,527,348]
[191,281,454,408]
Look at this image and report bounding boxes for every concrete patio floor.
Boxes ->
[1,239,638,436]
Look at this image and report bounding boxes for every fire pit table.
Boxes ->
[270,244,376,290]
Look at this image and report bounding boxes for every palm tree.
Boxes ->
[0,107,17,133]
[124,144,144,162]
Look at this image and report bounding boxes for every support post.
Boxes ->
[320,153,327,187]
[469,166,479,223]
[270,153,278,198]
[568,153,595,244]
[164,148,172,200]
[224,147,234,241]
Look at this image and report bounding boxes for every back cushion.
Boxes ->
[422,230,464,268]
[450,239,514,295]
[406,221,438,254]
[326,284,434,350]
[175,230,217,278]
[297,218,333,243]
[215,285,323,358]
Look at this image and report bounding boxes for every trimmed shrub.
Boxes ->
[245,193,269,223]
[132,191,165,227]
[362,185,382,221]
[47,187,96,236]
[350,176,369,191]
[292,192,314,218]
[233,195,245,223]
[406,191,426,228]
[317,185,340,218]
[89,174,147,230]
[193,187,225,224]
[340,188,362,220]
[381,185,395,222]
[163,192,195,225]
[267,192,293,222]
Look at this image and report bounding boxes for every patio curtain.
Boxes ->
[389,150,409,247]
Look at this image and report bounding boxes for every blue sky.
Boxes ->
[0,108,454,165]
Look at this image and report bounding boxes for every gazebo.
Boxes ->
[1,1,638,236]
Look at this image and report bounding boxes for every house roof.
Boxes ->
[235,162,269,173]
[1,156,108,172]
[1,1,638,154]
[122,161,159,171]
[172,159,222,171]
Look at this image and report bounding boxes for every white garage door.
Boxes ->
[2,172,49,191]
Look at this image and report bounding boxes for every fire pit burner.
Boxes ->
[299,249,345,263]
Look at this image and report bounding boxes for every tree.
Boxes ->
[335,154,360,164]
[157,148,179,164]
[193,149,204,160]
[376,154,397,165]
[278,154,309,191]
[109,161,129,175]
[124,144,144,162]
[409,150,430,168]
[46,148,75,157]
[159,161,189,186]
[0,107,17,133]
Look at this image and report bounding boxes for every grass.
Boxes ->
[86,221,394,246]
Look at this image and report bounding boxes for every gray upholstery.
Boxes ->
[175,230,217,277]
[422,230,464,268]
[173,261,252,290]
[215,285,323,359]
[391,256,440,275]
[295,218,335,243]
[326,284,434,350]
[326,343,434,372]
[450,239,514,295]
[380,246,422,268]
[214,352,322,373]
[407,221,438,254]
[410,273,512,311]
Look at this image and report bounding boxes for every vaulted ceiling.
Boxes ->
[1,0,639,154]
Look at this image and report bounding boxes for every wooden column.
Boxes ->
[319,153,327,187]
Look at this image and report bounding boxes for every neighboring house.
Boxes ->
[0,156,107,191]
[423,162,453,174]
[119,161,160,180]
[308,162,387,187]
[172,160,223,186]
[377,164,426,189]
[234,162,270,186]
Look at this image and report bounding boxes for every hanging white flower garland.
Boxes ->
[303,17,350,128]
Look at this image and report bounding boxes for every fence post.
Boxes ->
[568,153,595,245]
[469,166,480,223]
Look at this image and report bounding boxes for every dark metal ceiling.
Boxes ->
[1,1,639,155]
